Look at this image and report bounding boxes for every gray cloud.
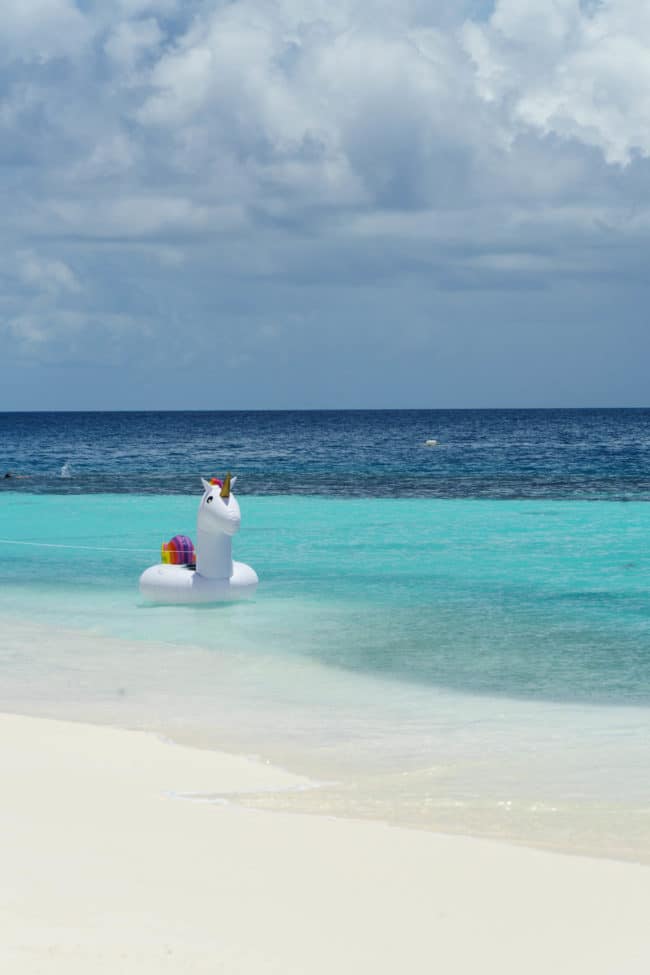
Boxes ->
[1,0,649,408]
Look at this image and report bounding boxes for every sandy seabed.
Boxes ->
[1,712,649,974]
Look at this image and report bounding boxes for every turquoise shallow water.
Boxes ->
[1,493,649,705]
[1,493,649,859]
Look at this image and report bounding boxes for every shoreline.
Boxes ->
[2,611,650,866]
[2,711,650,973]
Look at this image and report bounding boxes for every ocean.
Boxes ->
[1,409,649,860]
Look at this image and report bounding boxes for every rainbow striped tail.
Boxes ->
[161,535,195,565]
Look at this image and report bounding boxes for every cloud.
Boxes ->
[463,0,650,164]
[36,195,246,239]
[1,0,650,406]
[0,0,90,63]
[17,251,81,294]
[104,17,164,69]
[2,307,151,367]
[5,1,649,240]
[135,3,484,215]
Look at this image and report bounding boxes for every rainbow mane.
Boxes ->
[161,534,195,565]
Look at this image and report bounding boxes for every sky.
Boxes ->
[1,0,649,410]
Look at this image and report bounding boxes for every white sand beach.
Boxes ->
[1,712,649,974]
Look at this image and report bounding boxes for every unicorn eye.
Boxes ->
[206,495,214,503]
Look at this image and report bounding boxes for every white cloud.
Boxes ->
[104,17,164,69]
[2,309,150,366]
[17,251,81,294]
[0,0,90,63]
[5,0,648,245]
[36,195,247,239]
[1,0,650,380]
[463,0,650,164]
[133,2,490,219]
[115,0,179,13]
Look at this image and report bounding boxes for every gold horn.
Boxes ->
[220,473,232,498]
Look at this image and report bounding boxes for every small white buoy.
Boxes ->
[424,439,438,447]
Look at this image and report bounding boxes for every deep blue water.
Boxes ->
[2,408,650,498]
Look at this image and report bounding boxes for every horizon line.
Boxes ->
[1,406,650,415]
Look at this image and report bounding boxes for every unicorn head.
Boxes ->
[198,473,241,537]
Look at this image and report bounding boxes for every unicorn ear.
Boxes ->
[201,477,211,493]
[230,476,237,489]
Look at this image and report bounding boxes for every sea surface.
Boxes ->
[1,410,649,860]
[3,407,650,498]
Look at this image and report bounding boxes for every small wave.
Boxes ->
[60,463,72,479]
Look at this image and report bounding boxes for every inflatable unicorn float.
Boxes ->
[139,474,258,603]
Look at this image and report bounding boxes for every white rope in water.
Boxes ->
[0,538,156,554]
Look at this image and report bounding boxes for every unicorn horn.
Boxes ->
[220,473,232,498]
